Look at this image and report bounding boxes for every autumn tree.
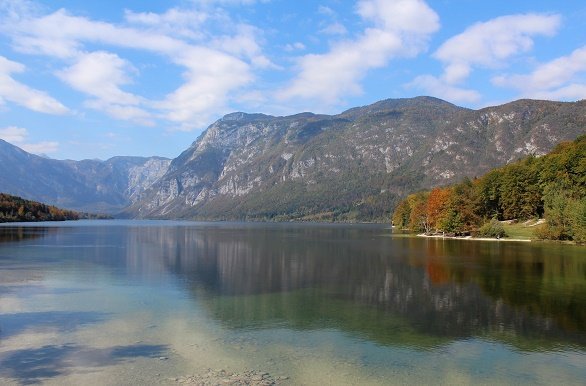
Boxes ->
[426,187,452,232]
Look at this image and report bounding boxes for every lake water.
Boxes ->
[0,220,584,385]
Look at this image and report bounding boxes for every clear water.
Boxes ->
[0,220,584,385]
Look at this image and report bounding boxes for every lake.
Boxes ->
[0,220,584,385]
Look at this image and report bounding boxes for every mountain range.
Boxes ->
[0,140,170,213]
[1,97,585,221]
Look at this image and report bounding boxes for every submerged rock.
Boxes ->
[173,368,285,385]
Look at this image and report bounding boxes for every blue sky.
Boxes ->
[0,0,585,160]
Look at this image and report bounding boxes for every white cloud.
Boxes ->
[58,51,139,105]
[0,0,39,20]
[284,42,305,52]
[317,5,346,35]
[0,126,27,142]
[57,51,153,125]
[211,24,277,69]
[157,47,253,130]
[20,141,59,154]
[435,14,560,82]
[411,14,561,103]
[493,46,586,100]
[3,9,186,59]
[124,8,208,41]
[0,56,68,114]
[318,6,335,16]
[124,8,207,28]
[356,0,439,35]
[409,75,481,103]
[320,22,347,36]
[279,0,439,106]
[1,5,266,129]
[0,126,59,154]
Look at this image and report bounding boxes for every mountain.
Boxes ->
[128,97,586,221]
[0,140,170,213]
[2,97,584,221]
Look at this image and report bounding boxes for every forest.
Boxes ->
[392,135,586,243]
[0,193,81,222]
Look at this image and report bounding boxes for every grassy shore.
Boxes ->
[501,219,544,240]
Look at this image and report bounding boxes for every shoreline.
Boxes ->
[417,233,531,242]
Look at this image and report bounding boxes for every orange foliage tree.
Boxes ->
[426,187,452,232]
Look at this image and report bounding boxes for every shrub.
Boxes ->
[478,219,507,238]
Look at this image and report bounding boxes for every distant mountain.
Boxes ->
[128,97,586,221]
[0,140,170,213]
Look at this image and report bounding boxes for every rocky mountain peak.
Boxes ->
[220,112,271,123]
[128,97,586,221]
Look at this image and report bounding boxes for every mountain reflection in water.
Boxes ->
[119,224,585,351]
[2,222,584,352]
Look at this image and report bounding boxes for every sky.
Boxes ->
[0,0,585,161]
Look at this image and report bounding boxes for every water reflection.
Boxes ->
[0,227,49,244]
[0,343,168,384]
[2,223,585,354]
[0,310,107,340]
[121,224,586,351]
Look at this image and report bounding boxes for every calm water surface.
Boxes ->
[0,220,584,385]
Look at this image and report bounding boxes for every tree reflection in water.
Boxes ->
[124,224,585,351]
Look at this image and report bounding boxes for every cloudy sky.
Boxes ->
[0,0,585,160]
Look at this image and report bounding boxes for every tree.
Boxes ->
[476,170,502,219]
[392,199,411,229]
[426,187,452,232]
[499,160,541,220]
[408,192,431,233]
[569,197,586,243]
[440,209,463,233]
[535,184,573,240]
[450,178,481,232]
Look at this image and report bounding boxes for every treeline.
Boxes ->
[0,193,81,222]
[392,135,586,242]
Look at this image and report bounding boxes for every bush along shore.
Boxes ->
[392,135,586,244]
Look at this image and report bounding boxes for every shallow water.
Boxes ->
[0,220,584,385]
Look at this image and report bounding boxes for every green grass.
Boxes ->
[502,221,541,240]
